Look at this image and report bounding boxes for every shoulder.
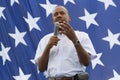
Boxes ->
[75,30,89,38]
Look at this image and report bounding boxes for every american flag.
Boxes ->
[0,0,120,80]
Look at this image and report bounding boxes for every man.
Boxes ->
[37,6,96,80]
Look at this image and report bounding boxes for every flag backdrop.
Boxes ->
[0,0,120,80]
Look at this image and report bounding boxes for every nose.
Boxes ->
[57,13,62,17]
[54,13,63,22]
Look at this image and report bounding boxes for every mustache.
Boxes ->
[55,17,66,22]
[55,17,62,20]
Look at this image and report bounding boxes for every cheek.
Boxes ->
[66,18,70,22]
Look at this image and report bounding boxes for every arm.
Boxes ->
[38,36,60,72]
[72,38,90,66]
[38,44,51,72]
[60,22,90,66]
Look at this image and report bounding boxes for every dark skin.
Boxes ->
[38,6,90,72]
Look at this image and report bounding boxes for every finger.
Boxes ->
[60,22,71,31]
[63,21,71,26]
[53,42,57,46]
[53,35,58,38]
[62,31,67,35]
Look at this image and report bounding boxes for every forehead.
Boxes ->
[53,6,68,14]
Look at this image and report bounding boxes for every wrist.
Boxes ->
[74,39,80,46]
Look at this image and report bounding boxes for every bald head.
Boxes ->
[52,6,69,16]
[52,6,71,23]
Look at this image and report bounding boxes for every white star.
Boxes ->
[78,9,99,29]
[102,29,120,49]
[63,0,75,5]
[9,26,27,47]
[30,46,41,73]
[31,58,47,76]
[98,0,117,10]
[0,7,6,20]
[24,12,41,31]
[10,0,19,6]
[109,69,120,80]
[0,43,11,65]
[30,59,40,74]
[91,53,104,69]
[39,0,57,17]
[13,67,31,80]
[30,59,36,64]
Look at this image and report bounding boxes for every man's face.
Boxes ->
[52,6,70,23]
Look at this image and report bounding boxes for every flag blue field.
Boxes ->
[0,0,120,80]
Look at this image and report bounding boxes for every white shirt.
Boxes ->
[36,30,96,77]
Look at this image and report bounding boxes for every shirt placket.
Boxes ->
[56,35,64,77]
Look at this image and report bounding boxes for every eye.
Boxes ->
[60,11,65,15]
[54,12,58,17]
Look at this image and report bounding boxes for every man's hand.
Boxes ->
[59,21,78,43]
[48,36,60,48]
